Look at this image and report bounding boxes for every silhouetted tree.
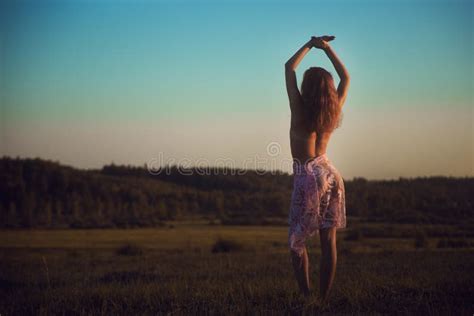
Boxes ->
[0,157,473,228]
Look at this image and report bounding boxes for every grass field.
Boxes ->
[1,220,473,315]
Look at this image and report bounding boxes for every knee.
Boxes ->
[319,228,337,254]
[289,233,306,257]
[289,243,305,258]
[320,241,336,257]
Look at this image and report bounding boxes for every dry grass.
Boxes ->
[0,222,473,315]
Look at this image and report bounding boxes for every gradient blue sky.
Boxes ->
[1,0,472,179]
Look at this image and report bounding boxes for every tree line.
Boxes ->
[0,157,472,228]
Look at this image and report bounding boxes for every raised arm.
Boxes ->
[284,39,313,111]
[285,39,313,72]
[315,38,350,107]
[285,36,337,112]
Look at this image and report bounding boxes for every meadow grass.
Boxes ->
[0,222,473,315]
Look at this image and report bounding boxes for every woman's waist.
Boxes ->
[293,153,328,165]
[292,154,330,174]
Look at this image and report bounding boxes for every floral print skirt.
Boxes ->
[288,154,346,257]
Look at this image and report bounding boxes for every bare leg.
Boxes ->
[319,227,337,303]
[290,246,311,297]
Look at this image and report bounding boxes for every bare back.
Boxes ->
[289,103,333,164]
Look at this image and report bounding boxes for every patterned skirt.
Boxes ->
[288,154,346,257]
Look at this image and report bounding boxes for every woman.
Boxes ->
[284,35,350,303]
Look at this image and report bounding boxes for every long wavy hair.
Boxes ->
[300,67,342,133]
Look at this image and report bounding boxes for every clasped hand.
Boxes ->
[311,35,335,50]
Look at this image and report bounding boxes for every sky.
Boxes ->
[1,0,472,179]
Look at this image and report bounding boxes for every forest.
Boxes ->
[1,157,473,228]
